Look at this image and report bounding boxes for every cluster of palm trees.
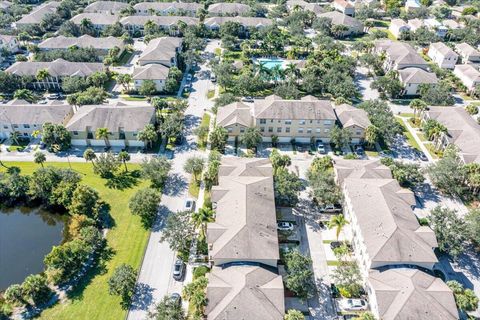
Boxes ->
[256,61,301,85]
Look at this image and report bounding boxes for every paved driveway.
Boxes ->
[126,42,217,320]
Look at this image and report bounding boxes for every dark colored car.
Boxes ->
[330,283,340,298]
[170,293,182,306]
[173,260,185,281]
[354,145,365,156]
[417,151,428,161]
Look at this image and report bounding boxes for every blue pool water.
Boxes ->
[257,58,285,70]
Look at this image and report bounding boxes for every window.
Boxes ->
[73,131,78,135]
[298,128,304,133]
[260,119,266,124]
[299,120,306,125]
[286,127,290,133]
[23,133,28,136]
[133,132,137,137]
[307,128,312,134]
[23,124,30,128]
[324,120,333,125]
[268,127,273,133]
[285,120,292,125]
[3,125,8,129]
[316,128,321,133]
[260,127,265,132]
[324,129,330,133]
[13,124,18,128]
[240,127,245,133]
[356,131,361,135]
[228,127,233,133]
[277,127,282,133]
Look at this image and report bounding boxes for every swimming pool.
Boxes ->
[256,58,285,70]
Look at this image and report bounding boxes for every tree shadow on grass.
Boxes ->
[65,244,116,302]
[105,170,141,190]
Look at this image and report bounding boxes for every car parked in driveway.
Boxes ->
[183,199,195,212]
[354,145,365,156]
[319,204,342,213]
[277,221,294,231]
[241,96,254,103]
[173,260,185,281]
[186,74,192,82]
[170,292,181,305]
[316,140,326,154]
[339,299,368,311]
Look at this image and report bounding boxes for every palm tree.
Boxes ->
[34,151,46,168]
[13,89,35,103]
[80,18,95,35]
[83,148,97,167]
[328,214,349,240]
[95,127,111,147]
[285,63,299,83]
[240,127,262,150]
[118,151,130,172]
[115,73,132,92]
[9,131,20,146]
[409,99,428,121]
[192,207,214,240]
[332,24,349,39]
[36,69,50,89]
[364,125,379,148]
[431,123,448,150]
[137,124,157,149]
[183,156,205,183]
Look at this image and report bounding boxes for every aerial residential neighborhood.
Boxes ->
[0,0,480,319]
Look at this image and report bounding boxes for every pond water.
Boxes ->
[0,206,66,290]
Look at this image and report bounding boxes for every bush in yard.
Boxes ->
[108,264,137,309]
[331,261,363,298]
[44,239,91,284]
[284,309,304,320]
[193,266,210,279]
[68,184,101,219]
[447,280,479,312]
[93,153,120,178]
[21,274,53,306]
[141,156,172,189]
[129,188,161,228]
[4,284,25,306]
[429,206,466,259]
[466,104,479,115]
[274,167,303,207]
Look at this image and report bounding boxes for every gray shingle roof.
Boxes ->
[15,1,60,25]
[253,95,336,120]
[38,35,124,51]
[427,106,480,163]
[334,158,392,185]
[335,103,371,129]
[0,100,72,125]
[132,64,169,80]
[207,2,251,15]
[70,12,119,26]
[137,37,182,65]
[368,268,459,320]
[398,67,438,84]
[318,11,364,29]
[342,177,438,266]
[120,15,198,27]
[5,58,104,77]
[84,1,128,13]
[66,104,154,132]
[207,158,279,264]
[455,42,480,57]
[204,16,272,28]
[133,2,201,12]
[216,101,253,128]
[429,42,458,58]
[206,265,284,320]
[375,40,428,68]
[454,64,480,83]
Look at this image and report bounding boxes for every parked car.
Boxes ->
[170,293,181,306]
[183,198,196,212]
[46,93,61,100]
[319,204,342,213]
[173,260,185,281]
[210,73,216,82]
[241,96,254,103]
[186,74,193,82]
[277,221,294,231]
[330,284,340,298]
[339,299,368,311]
[38,99,48,104]
[316,140,326,154]
[330,241,352,251]
[39,142,46,150]
[354,145,365,156]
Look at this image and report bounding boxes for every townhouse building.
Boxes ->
[333,159,458,320]
[137,37,183,67]
[0,100,73,139]
[70,13,120,31]
[374,40,428,71]
[398,67,438,95]
[38,35,125,59]
[205,157,284,320]
[5,59,104,90]
[422,106,480,164]
[333,0,355,16]
[133,2,200,16]
[203,16,272,32]
[428,42,459,69]
[120,16,198,35]
[318,11,364,36]
[453,64,480,92]
[13,1,60,29]
[455,42,480,63]
[207,2,251,16]
[389,19,410,39]
[0,35,19,54]
[84,1,128,14]
[216,96,372,144]
[66,103,155,147]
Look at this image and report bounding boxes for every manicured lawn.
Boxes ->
[327,260,340,266]
[121,95,148,101]
[396,118,421,152]
[189,179,200,198]
[399,113,414,118]
[0,162,150,320]
[206,90,215,99]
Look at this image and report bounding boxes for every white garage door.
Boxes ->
[109,140,126,147]
[89,139,105,146]
[128,140,144,147]
[278,137,291,143]
[71,139,87,146]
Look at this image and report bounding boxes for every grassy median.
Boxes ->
[1,162,150,320]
